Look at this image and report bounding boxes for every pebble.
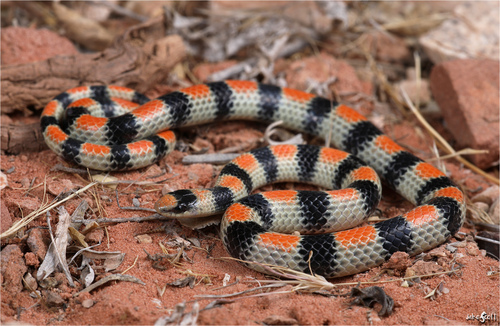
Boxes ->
[132,197,141,207]
[0,245,28,294]
[43,290,65,307]
[135,234,153,244]
[82,299,94,308]
[27,228,49,260]
[1,199,12,233]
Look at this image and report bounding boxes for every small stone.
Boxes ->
[27,228,49,261]
[86,228,105,244]
[135,234,153,244]
[23,272,38,291]
[43,290,65,307]
[20,177,31,188]
[132,197,141,207]
[466,242,481,256]
[382,251,412,275]
[396,78,431,106]
[0,245,28,294]
[143,164,163,178]
[425,246,449,260]
[81,298,94,308]
[11,197,41,216]
[410,260,444,276]
[47,178,75,196]
[24,252,39,267]
[1,199,12,233]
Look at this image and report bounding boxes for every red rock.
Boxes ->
[10,197,41,217]
[1,27,78,65]
[1,199,12,233]
[27,228,49,261]
[0,244,28,294]
[24,252,39,267]
[286,52,365,97]
[363,31,411,63]
[47,178,75,196]
[382,251,411,273]
[430,59,500,168]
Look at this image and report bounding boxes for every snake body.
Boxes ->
[41,80,466,278]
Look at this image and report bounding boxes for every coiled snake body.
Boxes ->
[41,80,465,278]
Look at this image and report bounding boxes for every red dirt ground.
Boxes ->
[1,114,499,325]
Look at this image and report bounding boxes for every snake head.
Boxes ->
[155,189,211,218]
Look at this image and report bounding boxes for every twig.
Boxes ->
[122,255,139,274]
[114,190,156,212]
[75,274,145,296]
[400,87,499,185]
[73,214,171,225]
[182,153,240,165]
[194,283,287,299]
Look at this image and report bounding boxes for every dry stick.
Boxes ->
[43,207,75,287]
[194,283,288,299]
[400,88,499,185]
[182,153,240,165]
[75,274,145,296]
[73,214,172,225]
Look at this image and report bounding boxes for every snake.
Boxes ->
[40,80,466,278]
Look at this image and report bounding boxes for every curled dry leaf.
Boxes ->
[155,301,200,326]
[167,275,196,289]
[80,257,95,288]
[68,226,88,248]
[52,2,114,51]
[350,286,394,317]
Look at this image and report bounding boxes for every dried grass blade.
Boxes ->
[1,182,97,240]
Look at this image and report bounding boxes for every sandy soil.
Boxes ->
[1,113,499,325]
